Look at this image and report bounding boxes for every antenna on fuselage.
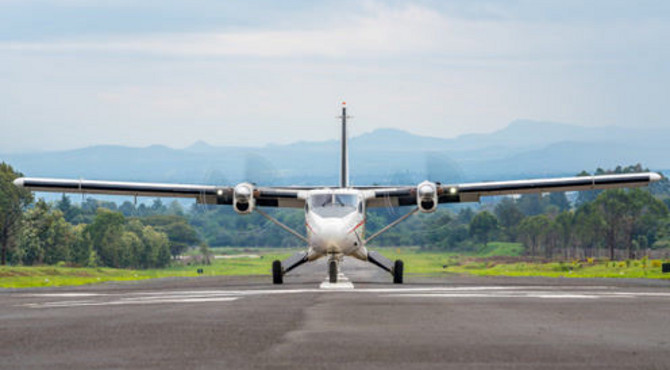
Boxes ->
[338,102,351,188]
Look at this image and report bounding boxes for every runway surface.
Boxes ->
[2,258,670,369]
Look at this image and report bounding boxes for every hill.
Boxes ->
[2,120,668,186]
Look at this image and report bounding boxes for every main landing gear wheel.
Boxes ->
[329,260,338,283]
[393,260,404,284]
[272,260,283,285]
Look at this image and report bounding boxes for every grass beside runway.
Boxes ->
[2,243,669,288]
[380,246,670,280]
[446,259,670,279]
[0,252,293,288]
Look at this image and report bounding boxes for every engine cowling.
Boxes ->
[233,182,255,214]
[417,181,438,213]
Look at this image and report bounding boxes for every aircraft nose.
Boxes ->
[313,220,351,253]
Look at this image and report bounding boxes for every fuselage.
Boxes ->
[303,189,368,261]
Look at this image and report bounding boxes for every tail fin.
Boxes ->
[339,102,349,188]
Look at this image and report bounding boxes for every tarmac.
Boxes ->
[2,258,670,369]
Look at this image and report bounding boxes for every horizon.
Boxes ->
[2,118,665,155]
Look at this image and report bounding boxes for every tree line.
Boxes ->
[0,163,200,267]
[1,161,669,268]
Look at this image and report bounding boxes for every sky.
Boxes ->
[1,0,669,153]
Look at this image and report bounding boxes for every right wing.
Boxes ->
[13,177,306,208]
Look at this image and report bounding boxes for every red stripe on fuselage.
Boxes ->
[349,220,365,234]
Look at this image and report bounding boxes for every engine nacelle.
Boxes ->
[233,182,255,214]
[417,181,438,213]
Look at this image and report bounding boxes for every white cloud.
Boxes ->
[3,2,665,63]
[1,1,669,152]
[2,4,448,58]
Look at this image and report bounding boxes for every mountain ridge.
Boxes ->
[2,120,668,186]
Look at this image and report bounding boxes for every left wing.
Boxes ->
[13,177,305,208]
[365,172,662,207]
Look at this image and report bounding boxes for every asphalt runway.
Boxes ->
[2,258,670,369]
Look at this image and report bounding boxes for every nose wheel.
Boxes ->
[328,259,338,283]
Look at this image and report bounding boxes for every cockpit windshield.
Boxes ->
[310,193,358,218]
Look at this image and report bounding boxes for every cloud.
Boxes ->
[3,2,666,64]
[2,4,448,58]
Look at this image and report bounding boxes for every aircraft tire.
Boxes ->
[329,260,338,283]
[393,260,404,284]
[272,260,283,284]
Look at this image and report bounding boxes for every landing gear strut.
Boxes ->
[328,259,338,283]
[368,250,404,284]
[272,251,309,285]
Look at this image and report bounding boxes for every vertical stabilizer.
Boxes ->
[339,102,349,188]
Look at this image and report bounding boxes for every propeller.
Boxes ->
[424,151,465,185]
[243,152,280,186]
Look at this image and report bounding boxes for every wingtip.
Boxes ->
[650,173,662,182]
[12,178,25,187]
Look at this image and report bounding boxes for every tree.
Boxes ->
[494,198,524,241]
[86,208,125,268]
[518,215,550,257]
[547,192,570,212]
[138,215,200,258]
[457,208,475,225]
[469,211,499,246]
[167,200,185,216]
[56,195,80,223]
[150,199,167,215]
[574,203,605,258]
[70,224,93,266]
[627,189,668,258]
[593,190,628,260]
[119,201,136,217]
[554,211,575,259]
[199,242,212,265]
[16,200,74,265]
[0,163,33,265]
[140,225,170,268]
[517,194,545,216]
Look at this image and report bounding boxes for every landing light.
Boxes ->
[217,189,224,196]
[449,187,458,195]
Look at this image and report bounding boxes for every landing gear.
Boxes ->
[329,259,338,283]
[272,251,309,285]
[272,260,283,285]
[393,260,404,284]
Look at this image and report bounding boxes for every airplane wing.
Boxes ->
[12,177,305,208]
[365,172,662,207]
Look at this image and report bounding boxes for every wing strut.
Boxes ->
[255,209,309,244]
[364,207,419,245]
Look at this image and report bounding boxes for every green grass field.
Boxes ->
[0,252,293,288]
[2,243,669,288]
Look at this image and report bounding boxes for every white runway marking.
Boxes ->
[386,293,601,299]
[320,273,354,290]
[24,296,239,308]
[17,285,670,309]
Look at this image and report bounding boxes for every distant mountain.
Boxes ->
[2,120,668,186]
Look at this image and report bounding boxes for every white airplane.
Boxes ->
[13,103,662,284]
